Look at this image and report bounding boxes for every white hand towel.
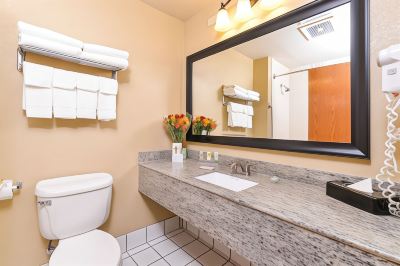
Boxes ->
[97,77,118,121]
[83,43,129,59]
[246,106,254,116]
[76,73,99,119]
[53,69,77,119]
[247,115,253,129]
[23,62,53,118]
[228,112,248,128]
[80,52,129,69]
[19,33,82,56]
[18,21,83,48]
[227,102,246,113]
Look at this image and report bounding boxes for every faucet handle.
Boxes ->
[245,163,255,176]
[230,162,239,174]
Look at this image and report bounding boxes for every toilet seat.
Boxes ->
[49,229,121,266]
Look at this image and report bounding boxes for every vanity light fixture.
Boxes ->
[215,0,232,32]
[235,0,254,22]
[215,0,283,32]
[258,0,283,10]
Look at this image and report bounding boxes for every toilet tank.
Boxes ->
[35,173,113,240]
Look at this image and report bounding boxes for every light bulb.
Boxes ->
[259,0,283,10]
[235,0,254,22]
[215,7,232,32]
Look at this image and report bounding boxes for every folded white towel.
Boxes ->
[97,77,118,121]
[247,90,260,97]
[23,62,53,118]
[83,43,129,60]
[247,115,253,129]
[76,73,99,119]
[18,21,83,48]
[80,52,129,69]
[53,69,77,119]
[246,106,254,116]
[223,85,260,102]
[227,102,246,113]
[19,33,82,56]
[228,112,248,128]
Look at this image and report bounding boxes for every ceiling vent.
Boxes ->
[297,16,335,41]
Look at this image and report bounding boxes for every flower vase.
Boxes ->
[172,143,183,163]
[201,130,209,136]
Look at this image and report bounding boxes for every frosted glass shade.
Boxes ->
[215,8,232,32]
[235,0,254,22]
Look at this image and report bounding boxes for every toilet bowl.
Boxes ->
[35,173,121,266]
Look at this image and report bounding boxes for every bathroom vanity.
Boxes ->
[138,151,400,266]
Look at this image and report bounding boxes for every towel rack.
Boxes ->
[222,94,253,106]
[17,46,121,79]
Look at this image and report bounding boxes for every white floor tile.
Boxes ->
[170,231,195,247]
[131,247,161,266]
[165,216,180,234]
[164,249,194,266]
[128,243,151,256]
[166,228,184,238]
[147,221,164,241]
[148,235,168,246]
[127,227,147,250]
[214,240,230,259]
[230,251,250,266]
[197,250,227,266]
[122,257,136,266]
[117,235,127,253]
[186,223,199,238]
[187,261,202,266]
[182,240,210,259]
[152,239,180,257]
[150,259,170,266]
[122,252,130,259]
[199,230,213,248]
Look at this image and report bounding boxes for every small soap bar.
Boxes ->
[200,166,215,170]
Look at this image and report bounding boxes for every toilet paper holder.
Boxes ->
[0,179,23,200]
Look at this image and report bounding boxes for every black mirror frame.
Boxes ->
[186,0,370,159]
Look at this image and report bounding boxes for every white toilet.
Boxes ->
[35,173,121,266]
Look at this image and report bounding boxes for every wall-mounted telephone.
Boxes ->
[376,44,400,217]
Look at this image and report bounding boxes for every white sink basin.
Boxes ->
[194,172,258,192]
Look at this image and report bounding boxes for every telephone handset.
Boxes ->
[376,44,400,217]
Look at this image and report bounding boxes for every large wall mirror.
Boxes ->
[187,0,369,158]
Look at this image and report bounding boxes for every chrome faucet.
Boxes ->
[231,162,254,176]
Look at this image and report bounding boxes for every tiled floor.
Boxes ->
[122,229,236,266]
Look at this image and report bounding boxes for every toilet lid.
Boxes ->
[50,230,121,266]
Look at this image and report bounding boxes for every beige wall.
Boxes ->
[184,0,400,178]
[252,57,271,138]
[193,49,253,136]
[0,0,184,265]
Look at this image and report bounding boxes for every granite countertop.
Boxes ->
[139,158,400,264]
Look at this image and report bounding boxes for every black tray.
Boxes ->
[326,180,395,215]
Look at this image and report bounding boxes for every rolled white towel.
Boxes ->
[97,77,118,121]
[80,52,129,69]
[19,33,82,56]
[76,73,99,119]
[83,43,129,60]
[23,62,53,118]
[18,21,83,48]
[53,69,77,119]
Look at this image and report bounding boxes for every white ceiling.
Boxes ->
[234,3,351,69]
[141,0,218,21]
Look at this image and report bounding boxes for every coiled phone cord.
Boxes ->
[375,93,400,217]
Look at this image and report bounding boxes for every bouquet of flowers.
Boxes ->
[163,113,192,143]
[192,116,217,135]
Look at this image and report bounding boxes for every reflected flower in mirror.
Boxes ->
[193,116,217,135]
